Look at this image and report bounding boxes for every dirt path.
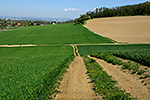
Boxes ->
[74,45,80,57]
[88,55,150,100]
[71,45,77,57]
[0,44,37,47]
[54,45,101,100]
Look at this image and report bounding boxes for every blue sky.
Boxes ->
[0,0,148,18]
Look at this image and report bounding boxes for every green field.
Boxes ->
[78,44,150,56]
[0,23,113,99]
[78,44,150,66]
[1,23,150,99]
[0,24,112,45]
[0,46,73,99]
[109,49,150,67]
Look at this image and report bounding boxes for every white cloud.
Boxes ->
[54,8,82,13]
[93,8,96,11]
[64,9,67,11]
[64,8,81,12]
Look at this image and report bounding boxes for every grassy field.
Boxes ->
[0,23,113,99]
[78,44,150,56]
[78,44,150,66]
[0,24,112,45]
[0,46,73,99]
[1,23,149,99]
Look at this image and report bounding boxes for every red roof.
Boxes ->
[17,23,21,25]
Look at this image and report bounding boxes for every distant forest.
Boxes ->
[75,1,150,24]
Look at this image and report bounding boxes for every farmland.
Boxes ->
[0,46,74,99]
[78,44,150,66]
[0,23,113,99]
[1,0,150,99]
[83,56,133,100]
[0,23,114,99]
[84,16,150,43]
[78,44,150,55]
[109,49,150,67]
[76,15,150,99]
[0,21,150,99]
[88,54,150,100]
[0,23,112,45]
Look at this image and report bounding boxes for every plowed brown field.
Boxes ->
[84,16,150,43]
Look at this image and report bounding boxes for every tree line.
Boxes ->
[75,1,150,24]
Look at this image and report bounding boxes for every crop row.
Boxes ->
[78,44,150,67]
[0,46,74,99]
[83,56,133,99]
[108,49,150,67]
[78,44,150,56]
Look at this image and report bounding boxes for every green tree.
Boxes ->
[36,21,40,25]
[31,22,34,26]
[75,14,91,24]
[75,1,150,24]
[96,8,99,18]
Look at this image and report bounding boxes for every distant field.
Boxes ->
[78,44,150,55]
[0,24,112,45]
[84,16,150,43]
[0,46,73,99]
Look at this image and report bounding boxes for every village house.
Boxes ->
[7,23,12,27]
[17,22,21,26]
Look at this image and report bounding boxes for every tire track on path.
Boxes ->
[54,45,101,100]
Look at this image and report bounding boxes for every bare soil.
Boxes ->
[88,55,150,100]
[84,16,150,43]
[54,45,101,100]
